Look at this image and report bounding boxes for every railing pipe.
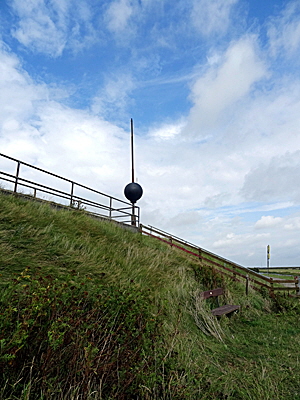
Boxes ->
[0,152,137,224]
[0,152,130,206]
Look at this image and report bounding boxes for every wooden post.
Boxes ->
[270,277,274,296]
[295,276,299,295]
[246,274,249,296]
[267,245,270,274]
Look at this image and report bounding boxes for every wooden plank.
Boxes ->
[200,288,224,299]
[211,305,240,316]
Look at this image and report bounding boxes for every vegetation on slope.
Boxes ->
[0,193,300,399]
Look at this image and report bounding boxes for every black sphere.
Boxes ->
[124,182,143,203]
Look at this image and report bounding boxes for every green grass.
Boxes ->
[267,273,295,280]
[254,268,300,277]
[1,193,300,399]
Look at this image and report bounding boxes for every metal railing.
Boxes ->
[1,153,298,295]
[0,153,139,225]
[140,224,300,296]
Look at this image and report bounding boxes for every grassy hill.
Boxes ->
[0,192,300,399]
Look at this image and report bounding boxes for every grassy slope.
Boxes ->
[0,193,300,399]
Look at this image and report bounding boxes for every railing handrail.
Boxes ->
[140,224,299,294]
[0,152,139,224]
[0,152,130,206]
[1,152,298,294]
[143,224,263,278]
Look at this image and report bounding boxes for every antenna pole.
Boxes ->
[131,118,134,183]
[130,118,135,225]
[124,118,142,226]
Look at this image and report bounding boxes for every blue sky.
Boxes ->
[1,0,300,267]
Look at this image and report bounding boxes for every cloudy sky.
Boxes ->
[1,0,300,267]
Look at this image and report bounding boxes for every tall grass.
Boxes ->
[1,193,300,399]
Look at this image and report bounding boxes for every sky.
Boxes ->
[0,0,300,268]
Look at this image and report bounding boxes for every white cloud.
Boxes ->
[1,1,300,268]
[91,73,136,120]
[185,35,267,135]
[213,232,269,249]
[241,151,300,204]
[0,43,129,195]
[255,216,283,229]
[267,1,300,57]
[150,121,184,141]
[284,218,300,231]
[9,0,97,57]
[191,0,239,37]
[105,0,134,34]
[0,43,46,127]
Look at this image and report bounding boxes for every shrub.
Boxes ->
[0,268,164,399]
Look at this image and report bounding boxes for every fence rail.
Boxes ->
[0,153,139,225]
[140,224,299,296]
[1,153,299,295]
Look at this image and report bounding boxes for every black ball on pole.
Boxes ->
[124,182,143,204]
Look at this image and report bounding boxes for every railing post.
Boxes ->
[270,277,274,296]
[295,276,299,295]
[131,204,136,226]
[70,182,74,207]
[109,197,112,219]
[14,162,21,193]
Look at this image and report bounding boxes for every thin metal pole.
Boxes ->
[14,162,20,193]
[131,118,136,226]
[109,197,112,219]
[131,118,134,183]
[131,204,136,226]
[70,182,74,206]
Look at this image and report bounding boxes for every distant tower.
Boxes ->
[124,119,143,225]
